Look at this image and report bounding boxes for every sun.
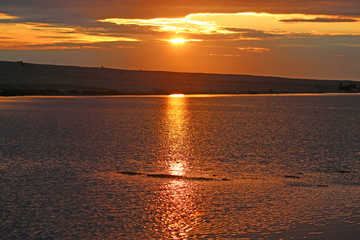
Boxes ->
[169,94,185,97]
[169,38,187,44]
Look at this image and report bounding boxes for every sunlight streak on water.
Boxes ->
[145,95,205,238]
[165,96,188,176]
[146,180,203,239]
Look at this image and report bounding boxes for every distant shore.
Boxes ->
[1,61,359,96]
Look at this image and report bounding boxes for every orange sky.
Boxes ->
[0,1,359,80]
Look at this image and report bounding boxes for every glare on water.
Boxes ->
[165,95,188,176]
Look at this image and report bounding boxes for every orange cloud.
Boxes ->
[0,13,17,20]
[99,12,360,40]
[279,17,358,23]
[237,47,271,52]
[0,20,138,50]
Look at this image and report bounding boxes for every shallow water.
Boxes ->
[1,94,359,239]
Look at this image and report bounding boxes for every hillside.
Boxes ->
[0,61,359,96]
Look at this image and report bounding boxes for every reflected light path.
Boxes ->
[165,95,188,176]
[146,95,204,239]
[149,180,202,239]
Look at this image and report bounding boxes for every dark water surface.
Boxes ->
[1,94,359,239]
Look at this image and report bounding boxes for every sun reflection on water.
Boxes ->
[169,161,186,176]
[149,180,203,239]
[145,95,204,238]
[165,95,188,176]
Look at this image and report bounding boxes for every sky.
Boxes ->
[0,0,360,80]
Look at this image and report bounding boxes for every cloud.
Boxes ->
[98,17,219,35]
[237,46,271,52]
[0,21,139,50]
[331,43,360,47]
[202,46,271,58]
[280,17,359,23]
[2,8,360,51]
[0,13,17,20]
[277,43,321,48]
[1,1,360,25]
[203,53,244,57]
[1,40,138,50]
[1,2,359,48]
[99,12,360,43]
[98,15,290,43]
[224,27,285,39]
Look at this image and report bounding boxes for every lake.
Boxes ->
[1,94,359,239]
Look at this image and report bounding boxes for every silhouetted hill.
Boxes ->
[0,61,359,96]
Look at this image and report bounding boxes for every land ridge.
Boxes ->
[0,61,359,96]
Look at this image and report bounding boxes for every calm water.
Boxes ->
[1,94,359,239]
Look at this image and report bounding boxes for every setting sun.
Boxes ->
[168,38,202,44]
[169,38,187,44]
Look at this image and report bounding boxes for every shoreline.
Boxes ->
[1,93,360,98]
[1,88,359,97]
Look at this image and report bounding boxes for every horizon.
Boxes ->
[0,1,360,81]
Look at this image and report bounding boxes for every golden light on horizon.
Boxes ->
[169,93,185,97]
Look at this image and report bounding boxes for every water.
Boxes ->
[1,94,359,239]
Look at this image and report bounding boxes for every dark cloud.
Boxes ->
[83,22,163,36]
[69,22,169,42]
[280,17,359,23]
[0,19,16,23]
[6,39,139,50]
[1,0,359,26]
[224,28,284,39]
[36,0,360,17]
[0,0,90,25]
